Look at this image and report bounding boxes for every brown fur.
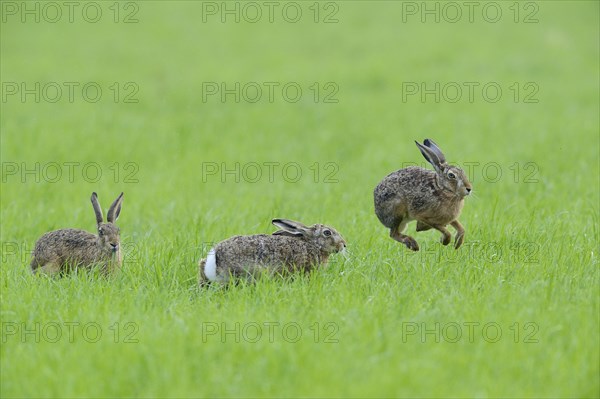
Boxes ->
[374,139,472,250]
[198,219,346,285]
[30,192,124,275]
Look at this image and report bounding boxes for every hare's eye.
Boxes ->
[323,230,332,237]
[98,228,104,236]
[448,172,456,179]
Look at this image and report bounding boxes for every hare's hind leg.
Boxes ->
[198,258,211,287]
[34,262,61,276]
[450,220,465,249]
[199,250,229,286]
[30,254,61,275]
[390,220,419,251]
[29,257,39,274]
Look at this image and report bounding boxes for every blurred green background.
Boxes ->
[1,1,598,398]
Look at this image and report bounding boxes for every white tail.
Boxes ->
[204,249,219,282]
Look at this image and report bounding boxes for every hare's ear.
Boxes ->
[272,219,308,237]
[107,192,124,223]
[415,140,443,174]
[91,192,103,225]
[423,139,446,164]
[273,230,302,237]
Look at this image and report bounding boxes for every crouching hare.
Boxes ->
[374,139,472,251]
[198,218,346,285]
[30,192,124,275]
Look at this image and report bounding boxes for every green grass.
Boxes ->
[1,1,599,398]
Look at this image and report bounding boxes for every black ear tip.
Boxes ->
[424,138,432,146]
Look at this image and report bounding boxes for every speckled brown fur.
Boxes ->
[374,139,472,250]
[30,192,124,275]
[198,219,346,285]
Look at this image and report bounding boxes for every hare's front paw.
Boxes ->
[403,236,420,251]
[454,233,464,249]
[440,232,452,246]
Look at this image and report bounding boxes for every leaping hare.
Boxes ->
[374,139,472,251]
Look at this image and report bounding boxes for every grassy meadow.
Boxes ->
[1,1,599,398]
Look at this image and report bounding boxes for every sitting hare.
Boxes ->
[374,139,472,251]
[30,192,124,275]
[199,218,346,285]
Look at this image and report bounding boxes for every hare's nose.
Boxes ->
[466,187,472,193]
[110,243,119,251]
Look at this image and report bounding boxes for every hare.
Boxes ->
[374,139,472,251]
[198,218,346,285]
[30,192,124,275]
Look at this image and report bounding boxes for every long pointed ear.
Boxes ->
[272,219,308,237]
[91,192,103,225]
[423,139,446,164]
[415,140,443,174]
[107,192,124,223]
[272,230,302,237]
